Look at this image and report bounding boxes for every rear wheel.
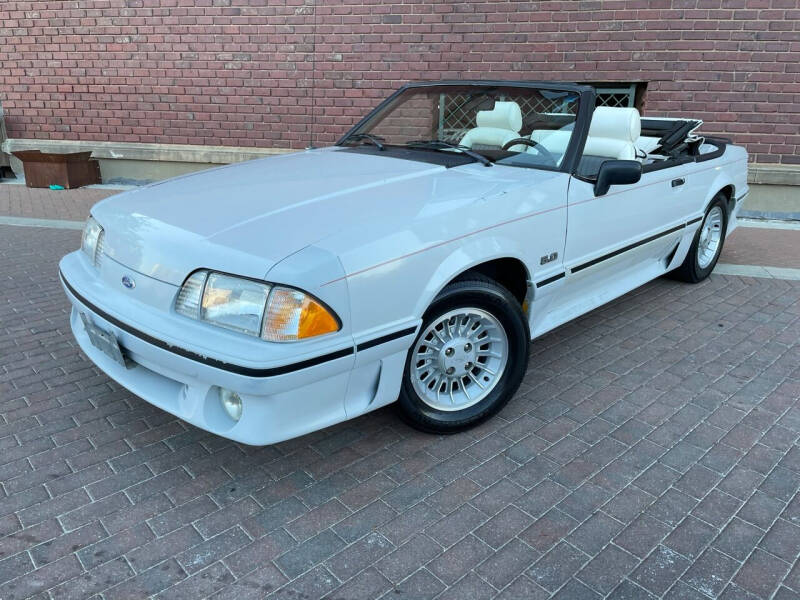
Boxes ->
[397,276,529,433]
[672,193,728,283]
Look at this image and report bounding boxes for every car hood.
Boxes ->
[92,148,508,285]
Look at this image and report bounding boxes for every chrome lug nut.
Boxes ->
[464,343,472,352]
[445,348,455,357]
[446,366,455,375]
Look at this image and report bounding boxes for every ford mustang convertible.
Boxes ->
[60,81,748,444]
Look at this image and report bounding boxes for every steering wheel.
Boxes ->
[501,137,557,166]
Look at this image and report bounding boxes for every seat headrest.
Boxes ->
[588,107,641,143]
[476,101,522,133]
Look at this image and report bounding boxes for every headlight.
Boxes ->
[175,270,341,342]
[81,216,104,267]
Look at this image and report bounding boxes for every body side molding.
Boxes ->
[571,218,700,274]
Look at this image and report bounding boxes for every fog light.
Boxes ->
[220,389,243,421]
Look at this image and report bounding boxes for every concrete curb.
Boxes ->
[0,216,84,230]
[740,210,800,222]
[714,263,800,281]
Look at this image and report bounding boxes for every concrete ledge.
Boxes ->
[1,138,295,165]
[3,138,799,196]
[744,183,800,218]
[1,138,296,184]
[749,164,800,186]
[2,139,798,181]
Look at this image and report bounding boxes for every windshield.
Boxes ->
[340,84,581,170]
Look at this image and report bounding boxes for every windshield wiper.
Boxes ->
[403,140,492,167]
[341,132,386,151]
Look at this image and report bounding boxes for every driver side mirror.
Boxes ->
[594,160,642,197]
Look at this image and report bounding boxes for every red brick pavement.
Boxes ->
[0,183,119,222]
[0,217,799,599]
[720,228,800,270]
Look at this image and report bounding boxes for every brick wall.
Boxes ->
[1,0,798,164]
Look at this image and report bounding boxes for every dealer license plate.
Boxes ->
[80,313,130,368]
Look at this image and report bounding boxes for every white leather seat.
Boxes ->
[460,101,523,151]
[529,106,642,165]
[583,106,641,160]
[529,129,572,160]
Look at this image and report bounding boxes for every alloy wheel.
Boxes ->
[410,308,509,411]
[697,205,724,269]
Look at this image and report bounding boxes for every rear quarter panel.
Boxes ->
[697,143,748,214]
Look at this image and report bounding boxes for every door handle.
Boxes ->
[671,178,685,187]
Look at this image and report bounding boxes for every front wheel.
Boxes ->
[397,276,530,434]
[672,193,728,283]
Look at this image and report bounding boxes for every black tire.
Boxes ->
[397,276,530,434]
[672,193,728,283]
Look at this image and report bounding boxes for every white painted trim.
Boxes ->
[749,164,800,186]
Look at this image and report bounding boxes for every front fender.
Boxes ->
[341,232,535,346]
[265,244,354,343]
[412,237,531,319]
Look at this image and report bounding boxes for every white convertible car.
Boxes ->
[60,81,748,445]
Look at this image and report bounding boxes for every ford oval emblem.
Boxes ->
[121,275,135,289]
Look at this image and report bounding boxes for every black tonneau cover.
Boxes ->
[641,118,703,157]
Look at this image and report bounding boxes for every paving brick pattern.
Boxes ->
[1,224,799,599]
[0,184,118,222]
[720,228,800,271]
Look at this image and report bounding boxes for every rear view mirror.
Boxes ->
[594,160,642,196]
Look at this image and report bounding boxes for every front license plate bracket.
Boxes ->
[80,313,133,369]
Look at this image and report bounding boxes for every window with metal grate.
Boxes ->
[592,82,647,110]
[437,90,581,143]
[435,83,647,143]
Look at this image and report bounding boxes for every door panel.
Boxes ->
[531,164,700,336]
[566,165,699,270]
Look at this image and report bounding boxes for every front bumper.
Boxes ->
[59,251,363,445]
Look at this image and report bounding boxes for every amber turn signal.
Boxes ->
[262,287,340,342]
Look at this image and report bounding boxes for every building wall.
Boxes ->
[1,0,799,165]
